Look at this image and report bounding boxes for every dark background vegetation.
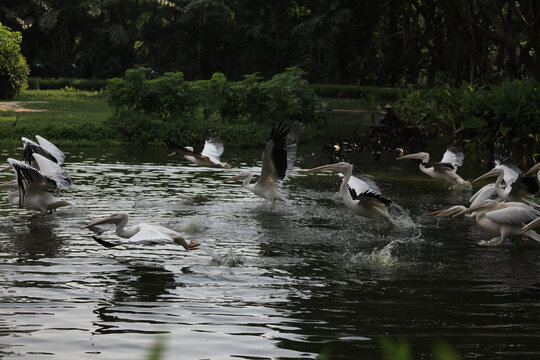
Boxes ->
[1,0,539,87]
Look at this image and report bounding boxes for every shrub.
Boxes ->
[0,22,29,99]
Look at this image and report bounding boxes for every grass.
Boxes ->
[0,89,113,146]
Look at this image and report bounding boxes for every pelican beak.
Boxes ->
[223,174,247,182]
[522,217,540,233]
[81,215,116,230]
[526,162,540,175]
[168,151,177,157]
[427,209,446,216]
[451,203,486,218]
[396,153,423,161]
[305,164,338,172]
[0,180,17,190]
[473,168,499,182]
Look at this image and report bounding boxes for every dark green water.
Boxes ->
[0,131,539,359]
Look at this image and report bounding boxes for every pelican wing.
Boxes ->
[22,137,57,165]
[259,122,301,184]
[165,140,212,161]
[507,174,538,202]
[440,142,464,170]
[36,135,65,165]
[7,158,57,207]
[486,204,540,225]
[349,187,391,206]
[201,133,225,161]
[425,161,457,173]
[32,153,71,190]
[127,224,174,244]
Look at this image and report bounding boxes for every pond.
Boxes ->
[0,133,539,360]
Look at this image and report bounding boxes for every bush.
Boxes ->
[106,67,328,146]
[0,22,29,99]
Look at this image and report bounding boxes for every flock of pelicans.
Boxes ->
[1,123,540,250]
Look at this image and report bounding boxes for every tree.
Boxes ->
[0,22,29,99]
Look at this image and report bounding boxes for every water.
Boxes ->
[0,141,539,360]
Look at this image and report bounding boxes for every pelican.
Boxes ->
[526,162,540,183]
[473,143,537,204]
[166,132,232,168]
[306,162,394,225]
[522,216,540,233]
[396,142,470,188]
[224,122,301,205]
[81,213,200,250]
[22,135,65,166]
[452,199,540,245]
[0,158,71,215]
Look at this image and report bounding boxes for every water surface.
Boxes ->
[0,141,539,360]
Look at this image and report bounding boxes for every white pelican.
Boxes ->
[224,122,301,205]
[452,199,540,245]
[81,213,200,250]
[0,158,71,215]
[526,161,540,183]
[396,142,470,188]
[306,162,394,225]
[166,132,232,168]
[473,143,537,204]
[22,135,65,166]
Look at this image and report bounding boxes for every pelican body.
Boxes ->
[397,143,469,188]
[307,162,394,225]
[224,122,301,205]
[453,199,540,245]
[81,213,200,250]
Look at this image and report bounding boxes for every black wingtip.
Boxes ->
[92,236,119,248]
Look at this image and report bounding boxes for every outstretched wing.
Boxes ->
[7,158,57,207]
[349,186,392,206]
[259,122,301,185]
[36,135,65,165]
[440,142,464,171]
[493,143,521,185]
[201,132,225,161]
[32,153,71,190]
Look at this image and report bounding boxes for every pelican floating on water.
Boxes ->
[0,157,71,215]
[166,132,232,168]
[452,199,540,245]
[81,213,200,250]
[306,161,394,225]
[397,142,470,189]
[224,122,301,205]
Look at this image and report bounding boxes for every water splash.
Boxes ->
[182,217,208,234]
[208,248,244,267]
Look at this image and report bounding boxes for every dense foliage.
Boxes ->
[397,79,540,166]
[0,22,29,99]
[1,1,539,86]
[106,67,328,146]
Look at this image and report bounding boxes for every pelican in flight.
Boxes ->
[306,162,394,225]
[397,142,470,188]
[166,132,232,168]
[81,213,200,250]
[22,135,65,166]
[452,199,540,245]
[0,157,71,215]
[473,143,537,204]
[224,122,301,205]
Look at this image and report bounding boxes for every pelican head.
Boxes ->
[451,199,499,218]
[81,213,127,229]
[473,167,502,182]
[305,162,353,174]
[224,171,251,182]
[184,146,194,152]
[396,152,429,162]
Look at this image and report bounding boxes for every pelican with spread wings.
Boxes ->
[397,142,470,189]
[306,161,394,225]
[166,131,232,168]
[81,213,200,250]
[224,122,301,205]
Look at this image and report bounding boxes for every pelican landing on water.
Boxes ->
[306,162,396,226]
[397,142,471,189]
[81,213,200,250]
[224,122,301,205]
[166,131,232,168]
